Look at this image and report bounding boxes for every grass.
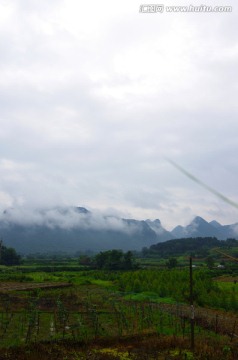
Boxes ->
[13,271,115,286]
[215,276,238,296]
[123,292,177,304]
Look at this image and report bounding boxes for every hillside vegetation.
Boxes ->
[143,237,238,258]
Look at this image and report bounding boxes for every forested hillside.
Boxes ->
[144,237,238,257]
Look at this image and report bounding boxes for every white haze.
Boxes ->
[0,0,237,229]
[0,206,140,234]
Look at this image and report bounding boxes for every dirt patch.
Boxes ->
[0,282,72,293]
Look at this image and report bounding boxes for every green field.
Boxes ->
[0,257,238,359]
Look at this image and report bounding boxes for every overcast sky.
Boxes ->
[0,0,237,230]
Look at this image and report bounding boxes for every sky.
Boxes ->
[0,0,237,230]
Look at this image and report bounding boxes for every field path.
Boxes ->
[0,282,72,292]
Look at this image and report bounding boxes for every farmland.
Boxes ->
[0,256,238,359]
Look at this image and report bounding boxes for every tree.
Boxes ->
[94,250,136,270]
[1,246,21,266]
[78,255,91,265]
[205,256,215,269]
[166,257,178,269]
[124,251,133,270]
[133,278,141,293]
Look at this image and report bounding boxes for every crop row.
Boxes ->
[0,303,194,347]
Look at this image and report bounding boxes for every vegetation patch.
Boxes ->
[0,241,238,358]
[124,292,176,304]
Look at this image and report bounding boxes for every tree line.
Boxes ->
[143,237,238,258]
[79,249,137,270]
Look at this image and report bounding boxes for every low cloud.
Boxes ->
[0,206,139,234]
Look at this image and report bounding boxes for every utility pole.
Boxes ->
[190,256,195,350]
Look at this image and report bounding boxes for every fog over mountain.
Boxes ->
[0,1,238,233]
[0,207,237,254]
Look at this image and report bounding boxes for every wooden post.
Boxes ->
[190,256,195,350]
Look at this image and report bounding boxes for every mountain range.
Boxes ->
[0,207,237,254]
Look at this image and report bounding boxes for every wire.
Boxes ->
[166,158,238,209]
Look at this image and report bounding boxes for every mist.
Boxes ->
[0,206,140,234]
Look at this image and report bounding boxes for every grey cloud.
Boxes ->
[0,0,237,229]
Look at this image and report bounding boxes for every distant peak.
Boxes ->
[74,207,90,214]
[146,219,161,225]
[210,220,222,228]
[192,216,207,223]
[154,219,161,224]
[172,225,183,231]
